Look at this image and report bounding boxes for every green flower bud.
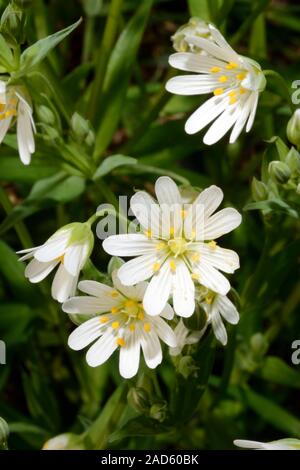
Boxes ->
[251,177,268,201]
[71,112,90,139]
[287,109,300,147]
[285,147,300,173]
[85,129,95,147]
[150,401,168,423]
[0,1,25,45]
[82,0,103,17]
[171,17,211,53]
[64,222,94,255]
[42,433,85,450]
[250,333,268,357]
[37,105,56,125]
[127,387,150,414]
[0,417,9,450]
[268,160,291,184]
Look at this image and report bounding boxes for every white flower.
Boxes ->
[0,81,35,164]
[171,18,212,53]
[62,272,177,379]
[169,319,204,356]
[234,438,300,450]
[17,222,94,302]
[103,176,241,317]
[201,291,239,345]
[166,24,266,145]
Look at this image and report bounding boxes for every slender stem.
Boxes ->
[263,69,295,112]
[0,185,32,248]
[82,16,95,63]
[87,0,124,123]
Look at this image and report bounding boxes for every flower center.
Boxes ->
[122,299,143,319]
[0,95,17,121]
[168,237,188,257]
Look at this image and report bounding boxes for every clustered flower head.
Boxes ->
[19,176,241,378]
[166,21,266,145]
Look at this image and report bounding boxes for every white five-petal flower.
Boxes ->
[0,81,35,164]
[166,23,266,145]
[234,438,300,450]
[17,222,94,302]
[63,272,177,379]
[201,291,239,345]
[103,176,241,318]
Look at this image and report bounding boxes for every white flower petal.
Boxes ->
[34,232,70,262]
[160,302,174,320]
[143,260,172,316]
[166,75,219,95]
[151,317,177,347]
[86,330,118,367]
[203,105,240,145]
[25,258,58,283]
[211,309,228,345]
[215,295,239,324]
[229,93,253,143]
[169,52,227,74]
[172,259,195,317]
[154,176,182,206]
[103,234,157,256]
[0,115,12,143]
[62,296,115,314]
[78,280,119,298]
[208,24,241,62]
[118,252,166,286]
[119,329,140,379]
[111,269,139,299]
[203,207,242,239]
[246,91,259,132]
[64,243,88,276]
[186,35,238,63]
[193,260,230,295]
[130,191,161,237]
[185,94,228,135]
[190,243,239,273]
[140,326,162,369]
[68,317,103,350]
[51,264,78,302]
[17,100,35,165]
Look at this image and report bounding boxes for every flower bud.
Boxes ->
[0,2,25,45]
[127,387,150,414]
[251,177,268,201]
[171,18,211,53]
[150,401,168,422]
[268,160,291,184]
[42,433,84,450]
[85,129,95,147]
[0,417,9,450]
[287,109,300,147]
[71,112,90,139]
[37,105,56,125]
[250,333,268,357]
[285,147,300,173]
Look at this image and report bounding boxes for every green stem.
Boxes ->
[82,16,95,63]
[263,69,295,112]
[87,0,124,123]
[0,186,32,248]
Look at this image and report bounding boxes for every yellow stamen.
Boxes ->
[210,66,221,73]
[100,316,109,324]
[5,109,17,117]
[229,91,236,97]
[111,307,119,314]
[110,291,119,298]
[191,273,199,280]
[239,87,246,94]
[236,73,246,81]
[112,321,119,329]
[191,253,200,262]
[129,324,136,332]
[0,114,6,120]
[181,209,187,218]
[213,88,224,96]
[144,323,151,333]
[208,240,217,249]
[116,338,125,347]
[125,300,136,309]
[205,295,213,305]
[56,255,64,264]
[226,62,238,70]
[0,103,5,112]
[219,75,228,83]
[169,260,176,272]
[144,229,152,238]
[155,242,165,250]
[229,96,237,105]
[153,262,161,273]
[137,311,144,320]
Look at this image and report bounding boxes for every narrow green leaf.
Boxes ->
[93,154,137,180]
[258,356,300,389]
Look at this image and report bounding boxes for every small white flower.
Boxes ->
[234,438,300,450]
[166,24,266,145]
[169,319,204,356]
[63,272,177,379]
[17,222,94,302]
[0,81,35,164]
[201,291,239,345]
[103,176,241,318]
[171,18,212,53]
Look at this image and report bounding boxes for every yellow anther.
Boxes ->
[0,114,5,120]
[112,321,119,329]
[191,273,200,280]
[9,98,17,105]
[56,255,64,264]
[226,62,238,69]
[191,253,200,262]
[5,109,17,117]
[210,66,221,73]
[0,103,5,112]
[213,88,224,96]
[125,300,136,309]
[229,95,237,105]
[169,260,176,272]
[208,240,217,249]
[219,75,228,83]
[110,290,119,298]
[137,311,145,320]
[116,338,125,347]
[169,226,175,237]
[111,307,119,314]
[205,295,213,305]
[153,262,161,273]
[236,73,246,81]
[144,229,152,238]
[228,91,236,97]
[155,242,165,250]
[181,209,187,218]
[99,316,109,324]
[129,324,136,332]
[239,87,246,94]
[144,323,151,333]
